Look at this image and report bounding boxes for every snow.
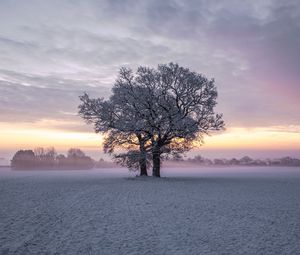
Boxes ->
[1,167,300,254]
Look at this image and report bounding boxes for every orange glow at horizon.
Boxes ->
[0,125,102,150]
[0,123,300,152]
[203,127,300,150]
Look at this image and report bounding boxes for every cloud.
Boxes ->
[0,76,107,127]
[0,0,299,130]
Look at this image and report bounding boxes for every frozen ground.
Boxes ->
[1,167,300,255]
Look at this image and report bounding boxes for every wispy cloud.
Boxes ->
[0,0,299,130]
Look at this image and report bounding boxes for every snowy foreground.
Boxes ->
[1,167,300,255]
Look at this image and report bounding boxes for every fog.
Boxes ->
[1,166,300,179]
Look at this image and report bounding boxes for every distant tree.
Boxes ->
[167,155,300,167]
[34,147,45,159]
[229,158,240,165]
[67,148,86,158]
[33,147,57,168]
[252,159,267,166]
[56,154,66,168]
[79,63,224,177]
[213,158,228,165]
[64,148,94,169]
[193,155,205,164]
[240,156,253,165]
[11,150,36,169]
[11,147,95,170]
[45,147,56,162]
[187,155,214,165]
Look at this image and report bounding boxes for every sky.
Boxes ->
[0,0,300,163]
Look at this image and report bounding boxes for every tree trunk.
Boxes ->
[139,156,148,176]
[152,147,161,177]
[139,139,148,176]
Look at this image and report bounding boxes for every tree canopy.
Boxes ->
[79,63,224,177]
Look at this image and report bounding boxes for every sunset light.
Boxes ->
[1,123,299,154]
[1,1,300,254]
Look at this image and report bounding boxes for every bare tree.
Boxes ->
[79,63,224,177]
[103,130,150,175]
[79,71,152,176]
[34,147,57,167]
[64,148,94,169]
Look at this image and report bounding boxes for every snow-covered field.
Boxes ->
[1,167,300,255]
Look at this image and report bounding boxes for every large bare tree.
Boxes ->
[79,69,151,175]
[79,63,224,177]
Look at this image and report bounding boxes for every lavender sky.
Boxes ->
[0,0,300,163]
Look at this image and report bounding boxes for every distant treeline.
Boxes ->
[10,148,300,169]
[177,155,300,167]
[11,148,96,170]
